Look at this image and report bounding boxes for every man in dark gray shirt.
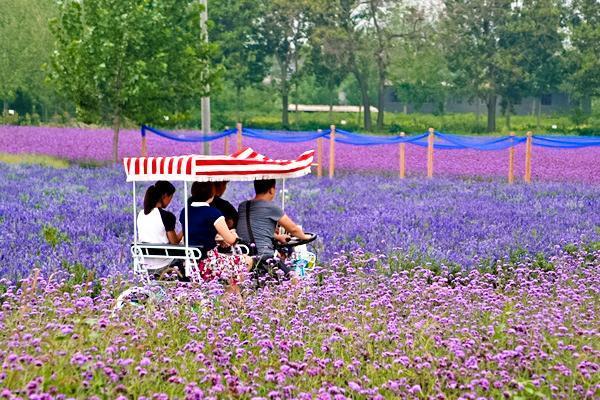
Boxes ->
[237,179,310,258]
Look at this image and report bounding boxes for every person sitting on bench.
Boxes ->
[210,181,238,229]
[180,182,252,290]
[137,181,184,276]
[236,179,310,278]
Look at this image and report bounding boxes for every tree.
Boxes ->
[443,0,516,132]
[566,0,599,114]
[0,0,56,117]
[305,33,348,121]
[515,0,566,128]
[365,1,428,130]
[257,0,311,129]
[388,10,450,115]
[311,0,376,131]
[49,0,216,162]
[209,0,269,120]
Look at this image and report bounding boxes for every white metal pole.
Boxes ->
[200,0,211,156]
[281,178,286,211]
[132,182,137,245]
[184,181,189,248]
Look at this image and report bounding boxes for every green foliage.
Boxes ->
[0,153,70,168]
[61,261,102,298]
[49,0,218,162]
[565,0,600,101]
[41,225,70,248]
[0,1,56,110]
[209,0,269,119]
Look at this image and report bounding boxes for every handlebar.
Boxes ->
[275,232,318,249]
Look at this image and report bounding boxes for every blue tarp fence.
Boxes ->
[140,125,600,150]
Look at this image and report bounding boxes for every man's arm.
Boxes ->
[278,214,310,240]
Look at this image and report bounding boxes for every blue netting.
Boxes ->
[141,125,600,150]
[141,125,236,142]
[533,135,600,148]
[242,128,328,142]
[435,132,527,150]
[333,129,429,146]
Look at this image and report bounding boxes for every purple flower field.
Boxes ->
[0,248,598,398]
[2,125,600,183]
[1,137,599,398]
[2,163,599,281]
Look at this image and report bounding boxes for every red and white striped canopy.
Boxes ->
[123,148,314,182]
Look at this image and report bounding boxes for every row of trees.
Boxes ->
[210,0,599,132]
[1,0,598,149]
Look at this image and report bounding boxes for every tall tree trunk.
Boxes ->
[376,70,385,131]
[112,113,121,164]
[403,104,408,114]
[354,70,371,131]
[582,95,592,115]
[505,102,511,130]
[2,99,7,116]
[486,93,497,133]
[281,80,289,129]
[535,96,542,131]
[476,99,481,125]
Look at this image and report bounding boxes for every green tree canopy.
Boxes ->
[49,0,217,162]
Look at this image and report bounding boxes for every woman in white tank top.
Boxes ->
[137,181,182,269]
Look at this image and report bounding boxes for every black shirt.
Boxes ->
[211,196,239,227]
[158,208,176,231]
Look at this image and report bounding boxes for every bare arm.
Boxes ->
[278,214,310,240]
[166,230,181,245]
[214,217,238,245]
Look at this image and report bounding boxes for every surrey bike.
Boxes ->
[115,148,318,310]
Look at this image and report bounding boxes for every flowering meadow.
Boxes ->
[2,125,600,183]
[1,130,600,398]
[2,163,600,281]
[0,247,598,399]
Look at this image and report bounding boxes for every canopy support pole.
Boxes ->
[281,178,286,211]
[184,181,189,248]
[132,182,137,245]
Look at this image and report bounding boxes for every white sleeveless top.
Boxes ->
[136,208,172,268]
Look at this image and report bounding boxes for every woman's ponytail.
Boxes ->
[143,181,176,214]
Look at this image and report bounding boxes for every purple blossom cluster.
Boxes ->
[0,248,598,398]
[2,163,599,281]
[2,125,600,183]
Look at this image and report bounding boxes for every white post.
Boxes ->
[184,181,189,248]
[183,180,190,277]
[132,182,137,245]
[281,178,286,211]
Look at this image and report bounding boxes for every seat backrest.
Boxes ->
[131,244,204,260]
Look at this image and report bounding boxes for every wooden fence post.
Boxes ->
[224,136,230,155]
[508,132,515,184]
[317,132,323,178]
[141,135,147,157]
[329,124,336,179]
[427,127,434,178]
[525,131,533,183]
[236,122,243,151]
[399,132,406,179]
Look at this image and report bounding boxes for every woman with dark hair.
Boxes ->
[137,181,183,272]
[180,181,251,290]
